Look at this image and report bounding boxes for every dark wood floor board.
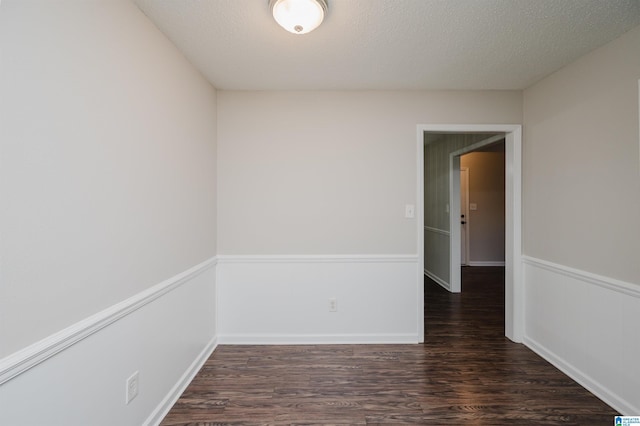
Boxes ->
[161,267,616,425]
[272,388,408,400]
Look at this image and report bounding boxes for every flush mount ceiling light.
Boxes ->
[269,0,328,35]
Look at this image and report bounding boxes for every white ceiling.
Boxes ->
[133,0,640,91]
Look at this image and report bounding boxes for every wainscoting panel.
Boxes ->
[217,255,420,344]
[424,228,450,290]
[523,256,640,415]
[0,259,217,426]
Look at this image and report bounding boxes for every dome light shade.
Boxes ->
[269,0,328,34]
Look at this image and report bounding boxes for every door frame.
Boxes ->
[416,124,523,343]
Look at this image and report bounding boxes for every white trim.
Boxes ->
[423,226,450,236]
[524,336,637,415]
[466,261,506,267]
[424,269,450,291]
[505,127,523,342]
[217,254,418,264]
[449,154,462,291]
[522,255,640,298]
[144,337,218,426]
[218,333,418,345]
[417,124,522,343]
[416,129,425,343]
[0,257,217,385]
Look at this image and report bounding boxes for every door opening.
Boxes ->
[416,124,522,343]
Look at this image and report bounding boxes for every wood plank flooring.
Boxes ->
[161,267,616,425]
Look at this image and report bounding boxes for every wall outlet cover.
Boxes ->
[126,371,139,404]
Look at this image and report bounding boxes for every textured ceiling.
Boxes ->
[133,0,640,90]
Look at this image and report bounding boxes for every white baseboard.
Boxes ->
[524,335,637,415]
[424,268,450,291]
[523,255,640,415]
[218,254,420,344]
[218,334,418,345]
[466,261,505,267]
[145,337,218,426]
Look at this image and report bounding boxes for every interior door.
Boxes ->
[460,167,469,265]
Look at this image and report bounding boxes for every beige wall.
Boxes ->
[461,151,505,263]
[523,25,640,284]
[217,90,522,255]
[0,1,218,357]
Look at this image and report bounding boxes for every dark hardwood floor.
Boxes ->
[161,267,616,425]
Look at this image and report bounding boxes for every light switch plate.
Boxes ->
[405,204,415,218]
[470,203,477,211]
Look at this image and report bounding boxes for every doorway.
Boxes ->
[416,124,522,343]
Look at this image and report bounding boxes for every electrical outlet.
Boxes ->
[126,371,139,404]
[329,298,337,312]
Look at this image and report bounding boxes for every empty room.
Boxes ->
[1,0,639,424]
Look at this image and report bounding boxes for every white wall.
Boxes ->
[0,1,218,424]
[0,0,217,357]
[523,25,640,414]
[217,90,521,342]
[217,255,419,343]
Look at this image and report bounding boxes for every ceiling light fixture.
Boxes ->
[269,0,328,35]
